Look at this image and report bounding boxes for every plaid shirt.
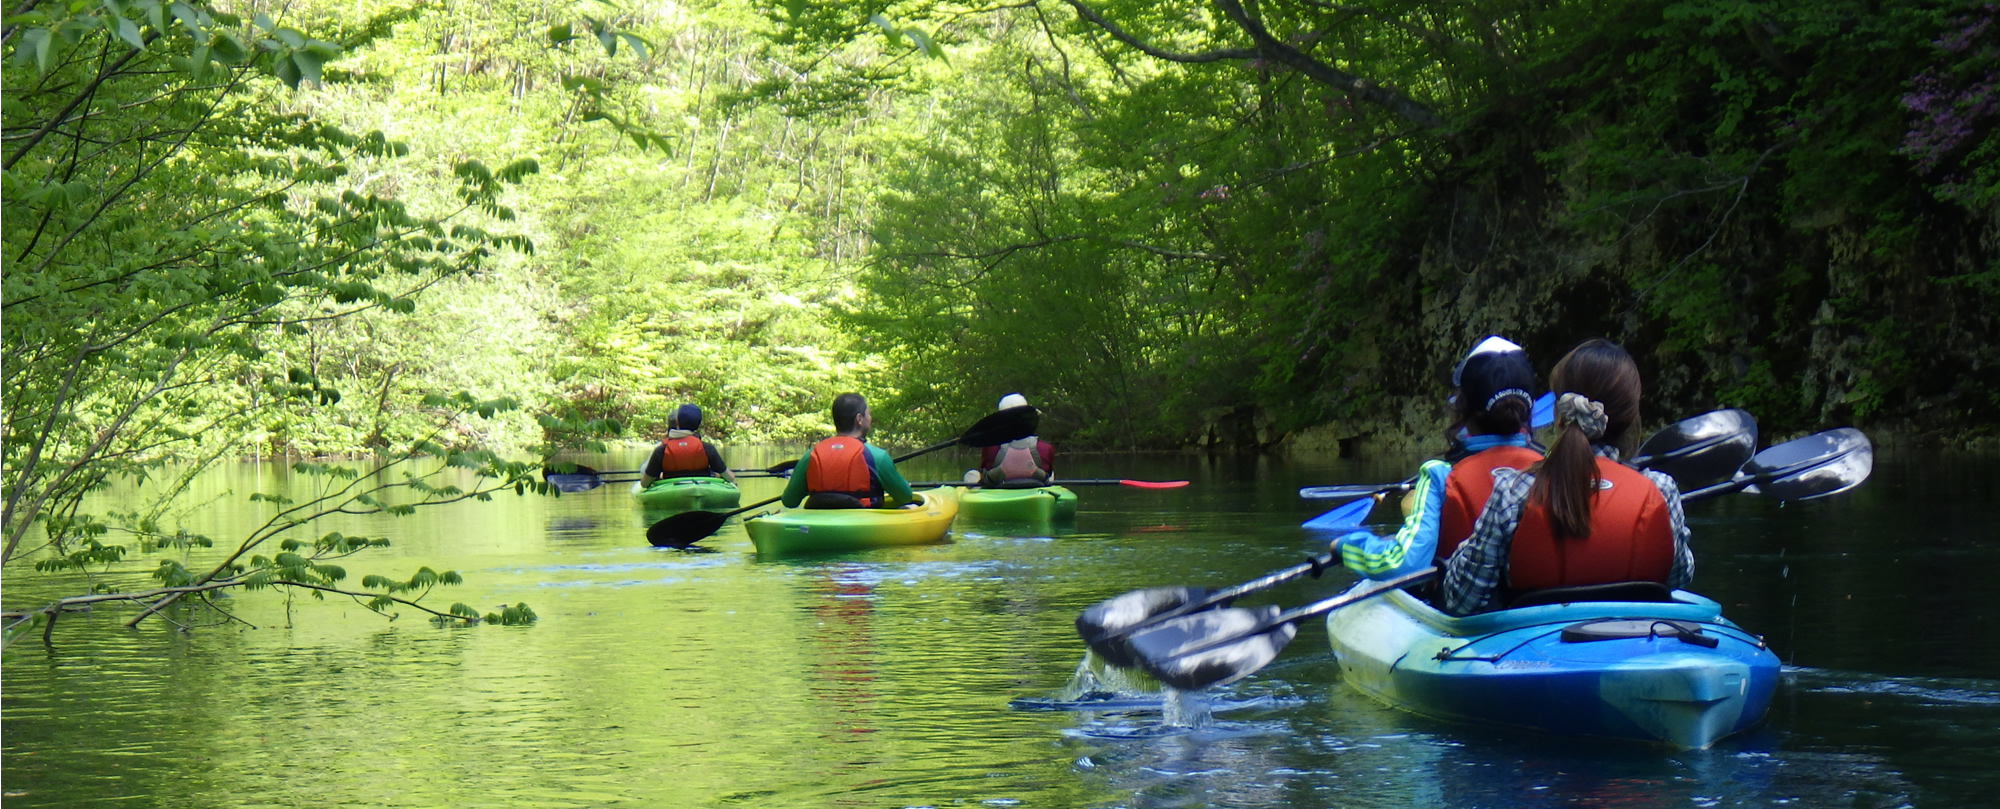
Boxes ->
[1439,445,1693,616]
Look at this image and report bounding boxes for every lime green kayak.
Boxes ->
[631,477,741,512]
[745,487,960,556]
[958,485,1078,523]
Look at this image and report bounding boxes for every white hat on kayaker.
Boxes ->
[997,393,1034,448]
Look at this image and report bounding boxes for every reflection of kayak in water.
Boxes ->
[1007,692,1286,714]
[1326,585,1781,749]
[743,487,960,556]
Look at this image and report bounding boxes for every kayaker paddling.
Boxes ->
[1440,338,1694,616]
[967,393,1056,488]
[641,403,736,487]
[1333,335,1544,585]
[780,393,919,509]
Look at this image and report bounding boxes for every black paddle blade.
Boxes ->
[958,405,1040,448]
[1075,586,1212,669]
[1633,409,1757,490]
[646,509,729,548]
[1125,605,1296,691]
[1746,427,1873,501]
[764,459,798,475]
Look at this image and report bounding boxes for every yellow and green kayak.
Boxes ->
[631,477,741,512]
[744,487,960,556]
[958,485,1078,523]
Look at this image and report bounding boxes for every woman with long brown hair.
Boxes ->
[1437,339,1694,616]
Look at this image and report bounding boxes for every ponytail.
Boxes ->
[1530,339,1643,540]
[1535,419,1602,539]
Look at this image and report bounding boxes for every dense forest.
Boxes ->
[4,0,1995,570]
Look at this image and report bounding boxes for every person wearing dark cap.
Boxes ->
[641,404,736,486]
[1336,335,1543,581]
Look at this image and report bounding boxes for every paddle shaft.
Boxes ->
[1089,552,1338,645]
[902,479,1187,488]
[1680,448,1845,501]
[1159,567,1439,663]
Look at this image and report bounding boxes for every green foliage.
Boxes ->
[1,0,539,563]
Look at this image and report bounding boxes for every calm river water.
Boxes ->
[4,446,1997,808]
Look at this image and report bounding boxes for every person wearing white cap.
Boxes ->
[968,393,1055,488]
[1334,336,1544,586]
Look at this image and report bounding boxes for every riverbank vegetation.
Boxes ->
[3,1,1995,627]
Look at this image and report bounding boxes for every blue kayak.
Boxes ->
[1325,585,1780,749]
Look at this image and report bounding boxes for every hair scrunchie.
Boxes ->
[1556,392,1608,439]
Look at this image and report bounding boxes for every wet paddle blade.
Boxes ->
[1745,427,1873,501]
[958,405,1041,448]
[1076,586,1212,669]
[1633,409,1758,489]
[1302,496,1376,530]
[1298,483,1393,501]
[646,509,730,548]
[1125,605,1297,691]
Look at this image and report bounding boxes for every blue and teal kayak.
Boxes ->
[631,477,740,512]
[958,485,1077,523]
[1325,586,1780,749]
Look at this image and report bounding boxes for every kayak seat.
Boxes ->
[1508,581,1675,609]
[804,492,866,509]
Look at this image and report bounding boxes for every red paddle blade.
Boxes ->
[1120,480,1189,489]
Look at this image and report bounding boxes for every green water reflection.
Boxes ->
[4,448,1998,808]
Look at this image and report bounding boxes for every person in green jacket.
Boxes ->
[780,393,917,509]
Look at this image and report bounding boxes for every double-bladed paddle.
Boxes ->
[1296,393,1558,510]
[1101,411,1757,661]
[1112,426,1876,692]
[542,463,790,492]
[1298,407,1757,525]
[644,406,1041,548]
[1680,427,1872,502]
[902,478,1190,489]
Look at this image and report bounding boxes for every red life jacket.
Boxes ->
[1507,458,1675,594]
[1435,444,1543,567]
[657,435,712,478]
[806,436,880,507]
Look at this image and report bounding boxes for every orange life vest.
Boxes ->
[1507,458,1675,594]
[657,434,712,478]
[1435,444,1543,566]
[806,436,880,507]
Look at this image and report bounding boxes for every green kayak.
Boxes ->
[745,487,961,556]
[631,477,741,512]
[958,485,1077,523]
